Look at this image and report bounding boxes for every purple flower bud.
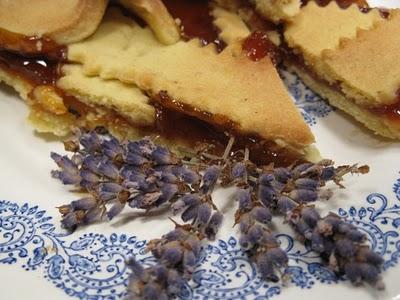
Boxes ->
[101,137,123,159]
[361,249,384,266]
[143,283,161,299]
[51,169,81,185]
[346,229,366,243]
[171,199,186,215]
[267,247,288,267]
[256,253,279,282]
[158,183,178,204]
[162,243,183,266]
[98,161,119,179]
[163,228,187,241]
[289,189,318,203]
[294,220,312,239]
[186,236,201,257]
[182,194,201,206]
[180,168,200,184]
[151,146,177,165]
[200,165,220,194]
[273,167,292,183]
[277,196,297,214]
[79,132,101,152]
[61,212,79,229]
[237,189,252,210]
[80,170,100,185]
[161,172,178,183]
[196,203,212,227]
[126,258,146,281]
[71,197,97,210]
[259,173,274,186]
[167,269,184,295]
[83,206,103,224]
[107,201,125,220]
[151,264,168,282]
[205,211,223,240]
[311,229,324,252]
[344,262,362,284]
[125,152,148,166]
[181,204,199,222]
[321,166,335,181]
[97,183,122,200]
[335,239,355,258]
[82,155,102,174]
[292,163,314,175]
[231,162,247,180]
[359,263,380,284]
[294,178,319,191]
[183,250,197,274]
[258,185,277,207]
[248,224,264,243]
[301,207,320,227]
[239,234,253,250]
[251,206,272,224]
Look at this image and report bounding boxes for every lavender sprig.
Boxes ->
[126,165,224,299]
[51,129,383,293]
[51,129,201,229]
[278,199,384,289]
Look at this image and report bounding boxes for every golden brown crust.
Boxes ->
[321,10,400,106]
[0,0,108,44]
[287,62,400,140]
[117,0,180,45]
[251,0,301,23]
[284,1,383,61]
[67,8,314,147]
[58,64,155,126]
[211,6,250,46]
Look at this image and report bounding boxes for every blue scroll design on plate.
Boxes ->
[1,176,400,299]
[280,67,333,126]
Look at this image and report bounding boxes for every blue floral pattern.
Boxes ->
[1,174,400,299]
[280,67,333,125]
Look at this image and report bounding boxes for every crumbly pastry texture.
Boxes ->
[251,0,301,23]
[211,6,250,46]
[66,8,314,148]
[57,64,155,126]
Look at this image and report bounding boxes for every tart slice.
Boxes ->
[281,1,400,139]
[0,1,316,165]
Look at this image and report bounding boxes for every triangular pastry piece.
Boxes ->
[281,1,400,139]
[0,2,316,165]
[65,8,314,147]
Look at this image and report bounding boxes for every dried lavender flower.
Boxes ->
[51,129,383,295]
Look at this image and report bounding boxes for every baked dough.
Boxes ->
[0,0,108,45]
[67,8,314,148]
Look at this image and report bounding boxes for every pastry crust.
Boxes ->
[117,0,180,45]
[321,10,400,106]
[211,6,250,46]
[282,1,400,138]
[286,62,400,139]
[251,0,301,23]
[284,1,382,62]
[58,64,155,126]
[67,8,314,148]
[0,0,108,45]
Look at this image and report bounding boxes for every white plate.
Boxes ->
[1,2,400,299]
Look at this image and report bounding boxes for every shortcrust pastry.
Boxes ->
[0,0,317,165]
[282,1,400,139]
